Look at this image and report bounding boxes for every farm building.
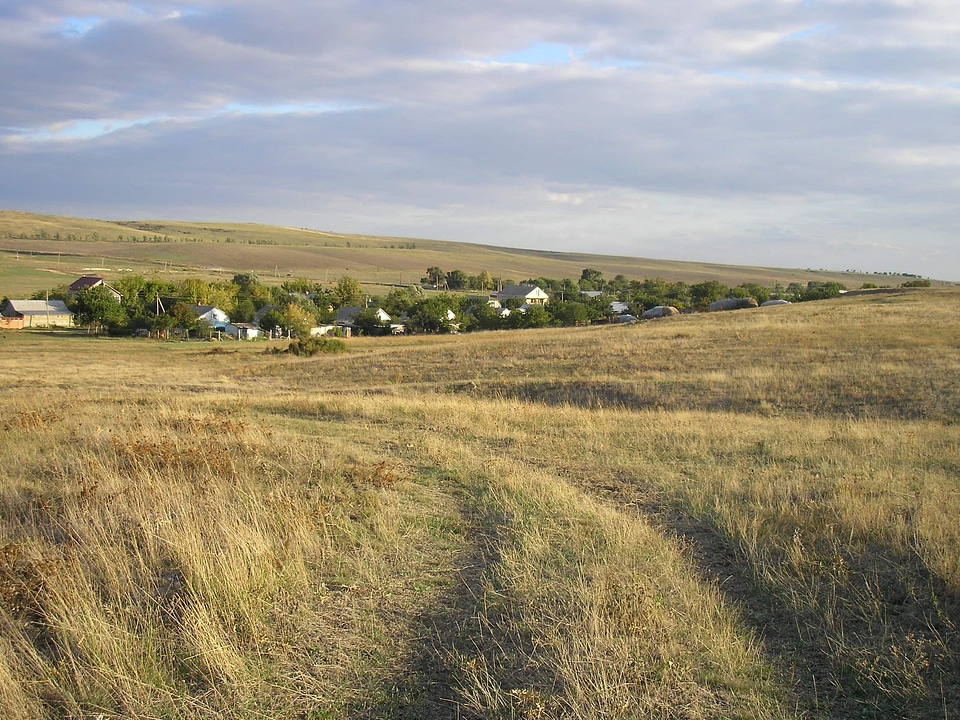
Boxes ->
[225,322,260,340]
[1,300,74,328]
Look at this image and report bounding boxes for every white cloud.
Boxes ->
[2,1,959,279]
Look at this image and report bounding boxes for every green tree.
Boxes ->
[381,287,422,317]
[333,275,363,308]
[690,280,731,310]
[170,302,200,337]
[732,283,771,305]
[114,275,148,316]
[475,270,493,291]
[423,267,445,289]
[281,277,317,294]
[354,308,388,335]
[407,296,457,333]
[579,268,605,291]
[257,308,285,337]
[231,297,257,323]
[445,269,469,290]
[179,278,209,305]
[73,286,128,334]
[232,272,272,308]
[550,301,589,326]
[282,303,315,337]
[504,304,552,329]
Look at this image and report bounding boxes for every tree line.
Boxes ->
[27,268,850,336]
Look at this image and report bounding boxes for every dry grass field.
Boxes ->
[1,288,958,719]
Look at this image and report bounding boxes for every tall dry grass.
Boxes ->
[0,288,958,718]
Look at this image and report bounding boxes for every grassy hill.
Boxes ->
[1,287,958,719]
[1,210,943,299]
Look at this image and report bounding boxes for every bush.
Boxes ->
[285,336,347,356]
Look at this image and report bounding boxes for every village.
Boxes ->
[0,268,845,340]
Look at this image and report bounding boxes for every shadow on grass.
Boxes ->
[634,496,960,720]
[467,380,960,422]
[351,501,564,720]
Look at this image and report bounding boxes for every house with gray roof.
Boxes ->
[1,300,74,328]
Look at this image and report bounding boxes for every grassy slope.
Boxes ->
[1,289,958,719]
[1,210,940,299]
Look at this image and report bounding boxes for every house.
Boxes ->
[494,285,549,306]
[225,322,260,340]
[610,301,630,314]
[336,306,402,335]
[69,276,122,303]
[335,306,364,328]
[1,300,74,328]
[189,305,230,329]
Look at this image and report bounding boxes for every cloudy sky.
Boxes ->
[2,1,959,280]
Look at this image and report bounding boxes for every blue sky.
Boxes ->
[2,1,959,280]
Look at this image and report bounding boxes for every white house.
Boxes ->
[189,305,230,329]
[494,285,549,306]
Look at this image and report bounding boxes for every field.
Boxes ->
[2,210,941,297]
[1,287,958,719]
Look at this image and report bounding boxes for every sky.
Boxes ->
[2,1,959,281]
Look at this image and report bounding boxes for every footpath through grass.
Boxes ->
[0,289,957,718]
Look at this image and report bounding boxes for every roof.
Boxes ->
[2,300,73,316]
[69,276,103,291]
[497,285,548,299]
[336,306,362,324]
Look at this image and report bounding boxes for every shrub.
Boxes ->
[286,336,347,356]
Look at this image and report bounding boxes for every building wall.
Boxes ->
[23,314,73,328]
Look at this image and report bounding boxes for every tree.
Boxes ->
[170,302,200,337]
[333,275,363,308]
[381,287,422,317]
[354,308,388,335]
[732,283,771,305]
[423,266,444,289]
[233,272,272,308]
[73,286,128,334]
[231,297,256,323]
[475,270,493,291]
[114,275,148,316]
[579,268,605,291]
[550,301,589,326]
[282,303,315,337]
[407,296,457,333]
[281,277,316,294]
[179,278,209,305]
[445,269,469,290]
[150,311,177,338]
[690,280,731,310]
[257,308,285,337]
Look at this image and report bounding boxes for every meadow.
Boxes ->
[0,287,957,719]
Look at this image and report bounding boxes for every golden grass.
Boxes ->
[0,288,957,718]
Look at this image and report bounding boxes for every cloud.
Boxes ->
[2,1,960,279]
